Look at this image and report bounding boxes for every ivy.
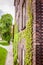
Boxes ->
[14,23,19,65]
[14,0,33,65]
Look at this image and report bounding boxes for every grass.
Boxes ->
[0,47,7,65]
[0,40,9,46]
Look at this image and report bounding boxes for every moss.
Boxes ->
[14,0,33,65]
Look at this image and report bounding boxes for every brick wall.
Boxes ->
[32,0,43,65]
[36,0,43,65]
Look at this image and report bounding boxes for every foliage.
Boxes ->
[24,1,32,65]
[0,19,2,36]
[2,31,11,43]
[24,14,32,65]
[14,0,32,65]
[0,47,7,65]
[0,14,13,42]
[14,22,19,65]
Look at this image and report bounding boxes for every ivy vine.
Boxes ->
[14,0,33,65]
